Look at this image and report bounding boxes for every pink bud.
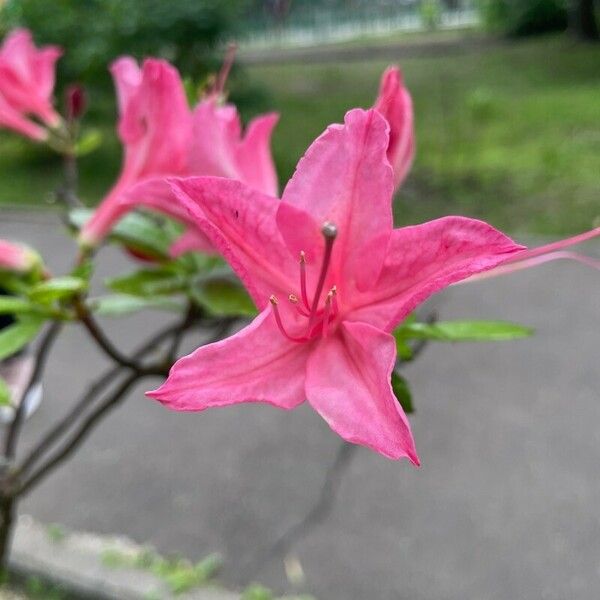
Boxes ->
[0,240,39,273]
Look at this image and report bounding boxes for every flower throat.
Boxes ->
[270,222,338,343]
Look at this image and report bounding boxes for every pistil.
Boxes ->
[308,222,338,328]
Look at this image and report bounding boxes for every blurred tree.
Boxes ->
[0,0,245,91]
[477,0,569,37]
[567,0,599,40]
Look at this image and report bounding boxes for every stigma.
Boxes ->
[270,222,339,343]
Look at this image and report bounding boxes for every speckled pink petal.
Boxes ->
[352,216,525,331]
[306,320,419,463]
[169,177,297,309]
[148,309,309,411]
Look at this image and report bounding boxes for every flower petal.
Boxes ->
[353,216,525,331]
[189,99,242,180]
[79,178,191,247]
[306,320,419,463]
[169,176,296,309]
[0,92,46,140]
[169,228,215,257]
[234,112,279,197]
[117,58,190,179]
[277,108,394,291]
[147,309,309,411]
[0,28,61,126]
[373,66,414,190]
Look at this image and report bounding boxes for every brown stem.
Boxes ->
[0,496,14,569]
[74,298,166,375]
[4,322,62,461]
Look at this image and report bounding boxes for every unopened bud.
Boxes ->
[66,84,86,121]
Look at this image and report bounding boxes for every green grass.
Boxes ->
[245,34,600,236]
[1,34,599,236]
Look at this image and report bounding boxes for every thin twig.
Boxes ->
[15,314,227,481]
[15,320,182,479]
[17,373,140,496]
[4,322,62,460]
[74,297,175,376]
[246,441,358,579]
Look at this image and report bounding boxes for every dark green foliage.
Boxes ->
[478,0,569,37]
[1,0,245,90]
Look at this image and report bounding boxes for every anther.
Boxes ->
[322,291,334,338]
[299,251,309,308]
[270,295,305,343]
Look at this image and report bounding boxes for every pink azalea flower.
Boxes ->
[373,66,414,190]
[0,239,39,273]
[0,28,61,139]
[148,109,524,462]
[79,56,279,257]
[78,57,192,247]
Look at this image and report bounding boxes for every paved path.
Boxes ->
[3,211,600,600]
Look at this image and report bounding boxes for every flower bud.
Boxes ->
[66,84,86,121]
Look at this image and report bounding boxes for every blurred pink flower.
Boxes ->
[0,28,61,139]
[373,66,414,190]
[148,109,523,462]
[79,55,279,256]
[0,239,38,273]
[78,57,192,247]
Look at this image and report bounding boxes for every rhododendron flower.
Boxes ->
[0,28,61,139]
[79,55,279,257]
[373,66,414,190]
[148,109,524,462]
[78,57,191,248]
[0,240,39,273]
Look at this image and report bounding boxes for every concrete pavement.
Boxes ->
[3,211,600,600]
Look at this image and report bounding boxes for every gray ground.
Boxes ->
[3,211,600,600]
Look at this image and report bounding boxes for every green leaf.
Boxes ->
[89,294,184,317]
[193,279,257,317]
[395,320,534,343]
[69,208,175,261]
[0,316,44,361]
[396,338,413,361]
[0,296,37,315]
[106,268,188,297]
[28,276,86,304]
[74,128,103,156]
[0,377,11,407]
[391,372,414,415]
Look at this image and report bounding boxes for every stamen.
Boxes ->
[299,251,310,309]
[330,285,339,318]
[308,222,338,328]
[270,295,306,343]
[288,294,310,317]
[321,291,334,338]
